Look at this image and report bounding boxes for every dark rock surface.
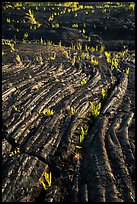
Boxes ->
[2,2,135,202]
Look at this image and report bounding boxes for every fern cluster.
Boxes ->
[90,102,101,118]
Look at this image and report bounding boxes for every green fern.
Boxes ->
[42,108,54,116]
[39,172,52,190]
[80,127,88,144]
[90,102,101,118]
[101,88,106,99]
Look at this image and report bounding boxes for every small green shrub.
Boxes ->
[80,80,87,86]
[6,18,11,23]
[39,172,52,190]
[104,51,111,63]
[128,3,135,10]
[9,147,20,156]
[70,106,76,115]
[24,32,28,39]
[91,58,99,66]
[80,127,88,144]
[123,68,130,75]
[42,108,54,116]
[90,102,101,118]
[25,9,37,24]
[16,54,21,63]
[101,88,106,99]
[12,105,18,112]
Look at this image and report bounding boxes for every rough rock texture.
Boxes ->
[2,2,135,202]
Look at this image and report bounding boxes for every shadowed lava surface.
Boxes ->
[2,2,135,202]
